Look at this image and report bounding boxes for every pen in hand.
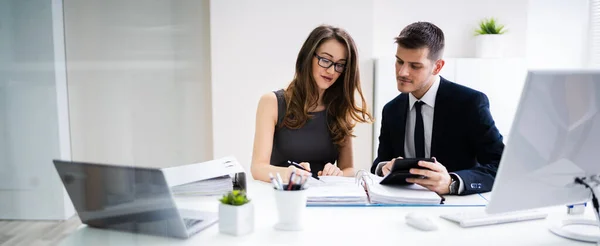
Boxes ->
[287,161,319,180]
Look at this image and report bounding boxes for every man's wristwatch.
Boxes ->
[448,174,460,195]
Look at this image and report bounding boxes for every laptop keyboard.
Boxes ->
[183,218,203,229]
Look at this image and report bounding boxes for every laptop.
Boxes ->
[53,159,218,239]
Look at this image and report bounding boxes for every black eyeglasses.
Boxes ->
[314,53,346,73]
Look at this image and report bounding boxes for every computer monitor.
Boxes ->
[487,69,600,214]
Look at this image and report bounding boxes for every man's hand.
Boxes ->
[405,157,452,195]
[318,163,343,176]
[381,157,403,176]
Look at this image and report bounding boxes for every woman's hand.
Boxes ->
[285,163,312,182]
[317,163,343,176]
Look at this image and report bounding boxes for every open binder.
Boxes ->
[305,170,444,206]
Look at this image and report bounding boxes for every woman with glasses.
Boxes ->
[250,25,372,183]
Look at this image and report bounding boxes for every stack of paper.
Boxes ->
[366,183,442,205]
[305,176,369,205]
[170,175,233,196]
[161,156,243,196]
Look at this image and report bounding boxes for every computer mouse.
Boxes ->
[405,212,438,231]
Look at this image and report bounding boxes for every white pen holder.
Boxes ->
[273,188,307,231]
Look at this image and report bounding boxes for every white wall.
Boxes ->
[591,0,600,67]
[210,0,375,173]
[526,0,590,69]
[0,0,73,220]
[63,0,213,168]
[373,0,529,59]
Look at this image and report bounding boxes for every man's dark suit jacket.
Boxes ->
[371,77,505,195]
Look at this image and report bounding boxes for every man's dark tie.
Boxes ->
[414,101,425,158]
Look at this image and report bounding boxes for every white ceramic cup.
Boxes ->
[273,187,307,231]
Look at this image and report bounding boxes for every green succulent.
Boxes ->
[219,190,250,206]
[475,17,507,35]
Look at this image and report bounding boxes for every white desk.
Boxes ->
[59,180,594,246]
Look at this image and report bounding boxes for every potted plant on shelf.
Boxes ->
[218,190,254,236]
[474,17,507,58]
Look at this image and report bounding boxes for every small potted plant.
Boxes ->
[218,190,254,236]
[474,17,508,58]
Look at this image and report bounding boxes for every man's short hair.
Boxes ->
[395,22,445,60]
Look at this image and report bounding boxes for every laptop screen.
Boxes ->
[54,160,188,238]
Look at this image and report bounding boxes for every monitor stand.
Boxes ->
[549,176,600,244]
[549,217,599,243]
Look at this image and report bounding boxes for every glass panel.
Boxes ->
[0,0,60,191]
[63,0,213,168]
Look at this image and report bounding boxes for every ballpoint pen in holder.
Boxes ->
[269,173,282,190]
[273,175,308,231]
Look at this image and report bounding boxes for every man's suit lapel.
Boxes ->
[431,79,449,158]
[395,93,409,157]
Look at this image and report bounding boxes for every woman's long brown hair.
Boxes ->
[283,25,372,147]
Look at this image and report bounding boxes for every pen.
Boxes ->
[296,175,304,190]
[287,160,319,180]
[269,173,280,190]
[275,173,284,190]
[287,169,296,190]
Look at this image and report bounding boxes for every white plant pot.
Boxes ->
[475,34,505,58]
[218,202,254,236]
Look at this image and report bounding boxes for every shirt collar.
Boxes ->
[409,75,440,110]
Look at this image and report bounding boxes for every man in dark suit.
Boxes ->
[371,22,504,195]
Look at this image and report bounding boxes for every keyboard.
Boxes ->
[440,210,548,228]
[183,218,203,229]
